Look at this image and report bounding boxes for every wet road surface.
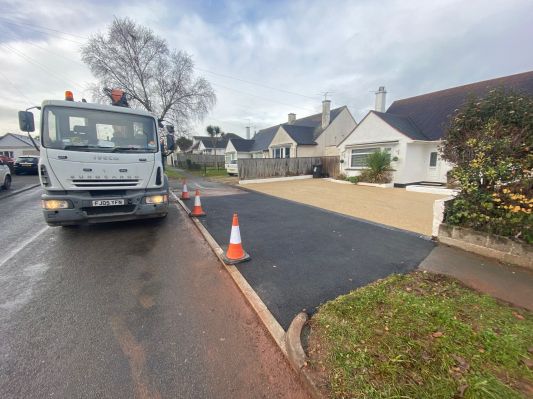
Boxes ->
[0,186,309,398]
[0,174,40,199]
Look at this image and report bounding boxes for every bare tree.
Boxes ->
[206,125,224,169]
[81,18,216,131]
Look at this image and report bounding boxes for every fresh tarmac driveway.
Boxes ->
[197,188,436,329]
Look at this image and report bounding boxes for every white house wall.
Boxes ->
[316,107,357,149]
[401,143,431,183]
[296,145,320,157]
[225,140,237,154]
[338,112,408,180]
[269,127,297,157]
[403,142,452,184]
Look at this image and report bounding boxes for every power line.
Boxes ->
[0,25,88,68]
[0,43,87,92]
[211,82,315,112]
[0,69,35,104]
[196,67,317,100]
[0,16,86,44]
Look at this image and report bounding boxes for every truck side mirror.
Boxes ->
[18,111,35,132]
[166,134,176,152]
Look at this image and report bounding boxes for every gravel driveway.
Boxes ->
[243,179,448,236]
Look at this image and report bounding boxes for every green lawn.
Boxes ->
[189,167,230,178]
[308,271,533,399]
[165,168,185,180]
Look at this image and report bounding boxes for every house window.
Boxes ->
[429,152,438,167]
[350,147,379,168]
[273,147,291,159]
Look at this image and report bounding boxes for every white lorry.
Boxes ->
[18,90,175,226]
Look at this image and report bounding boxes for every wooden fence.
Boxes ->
[173,153,225,169]
[238,156,340,180]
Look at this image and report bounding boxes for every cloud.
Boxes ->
[0,0,531,138]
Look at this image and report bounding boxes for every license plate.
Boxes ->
[21,163,32,166]
[91,199,125,207]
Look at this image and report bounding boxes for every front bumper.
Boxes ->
[42,189,169,226]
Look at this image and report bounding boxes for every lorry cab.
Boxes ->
[19,92,175,226]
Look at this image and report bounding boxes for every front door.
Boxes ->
[428,151,439,181]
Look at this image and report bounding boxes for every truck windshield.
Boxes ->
[42,106,158,153]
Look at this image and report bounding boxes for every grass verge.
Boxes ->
[189,167,230,178]
[308,271,533,398]
[165,167,185,180]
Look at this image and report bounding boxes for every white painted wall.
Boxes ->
[403,142,451,184]
[337,112,452,184]
[338,112,406,180]
[315,107,357,150]
[269,126,297,157]
[296,145,320,157]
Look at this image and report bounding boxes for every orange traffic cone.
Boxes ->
[190,189,206,217]
[181,180,190,200]
[223,213,250,264]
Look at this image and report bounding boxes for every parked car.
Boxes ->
[225,159,238,176]
[0,155,14,171]
[0,159,11,189]
[13,156,39,175]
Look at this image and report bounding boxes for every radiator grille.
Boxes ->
[72,179,139,187]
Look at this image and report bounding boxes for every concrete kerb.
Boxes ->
[239,175,313,185]
[286,312,326,399]
[171,191,288,355]
[0,184,40,200]
[173,190,327,398]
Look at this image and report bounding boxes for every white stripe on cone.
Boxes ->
[194,193,201,207]
[183,183,188,192]
[229,225,242,244]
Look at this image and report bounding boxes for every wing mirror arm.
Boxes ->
[18,106,40,152]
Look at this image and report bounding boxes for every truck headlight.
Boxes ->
[42,200,71,210]
[145,194,168,204]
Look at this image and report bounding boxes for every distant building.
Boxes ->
[224,101,357,162]
[0,133,39,159]
[187,133,241,155]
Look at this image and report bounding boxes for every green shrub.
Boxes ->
[347,176,359,184]
[358,150,393,184]
[441,89,533,243]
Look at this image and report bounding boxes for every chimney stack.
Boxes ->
[375,86,387,112]
[245,126,250,139]
[288,113,296,124]
[321,100,331,129]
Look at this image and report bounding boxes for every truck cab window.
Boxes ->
[42,106,157,153]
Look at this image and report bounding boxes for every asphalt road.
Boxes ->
[0,174,40,199]
[0,186,308,399]
[191,178,435,329]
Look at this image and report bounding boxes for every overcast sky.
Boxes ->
[0,0,532,138]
